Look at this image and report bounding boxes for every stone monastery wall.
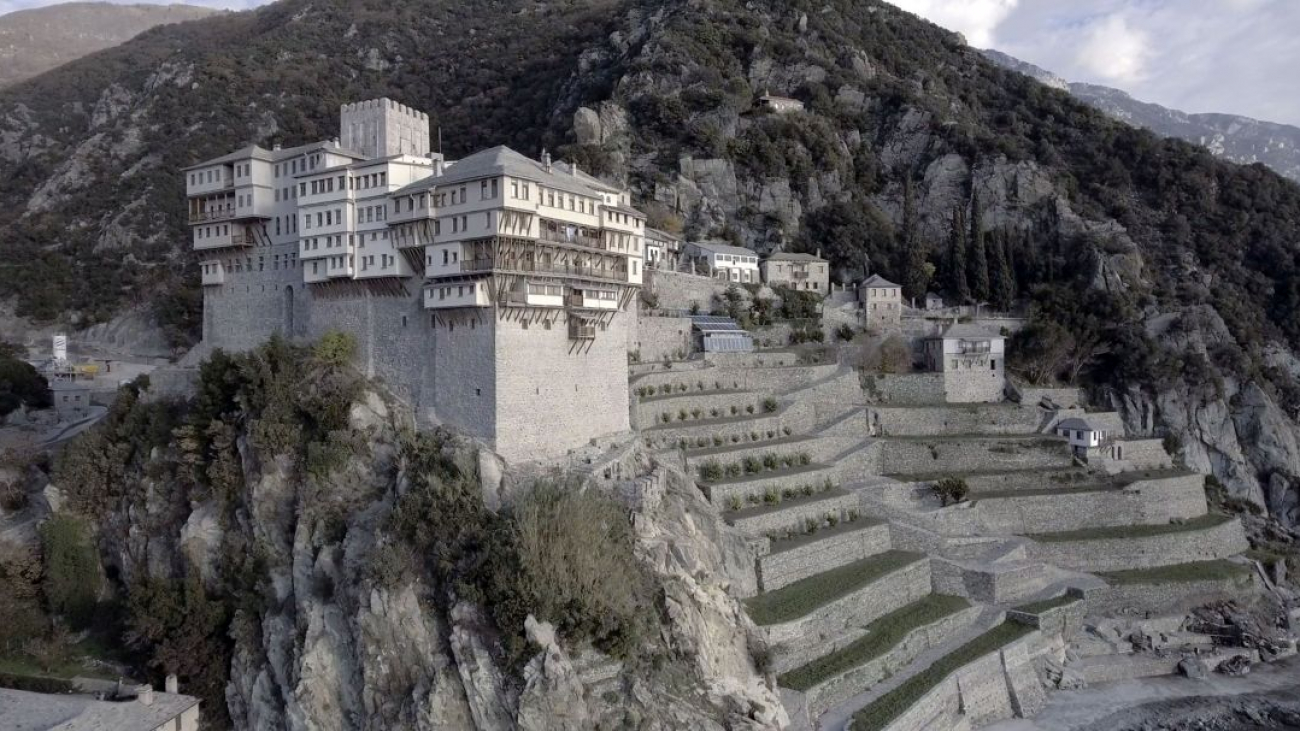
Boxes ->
[863,373,947,405]
[632,315,694,363]
[1027,517,1249,572]
[645,268,732,312]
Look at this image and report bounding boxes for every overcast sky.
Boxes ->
[2,0,1297,127]
[893,0,1300,126]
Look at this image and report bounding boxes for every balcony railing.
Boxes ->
[190,208,236,224]
[569,318,597,340]
[538,226,603,249]
[458,257,626,282]
[957,341,991,354]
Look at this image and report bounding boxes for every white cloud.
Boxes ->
[1073,13,1151,83]
[889,0,1020,47]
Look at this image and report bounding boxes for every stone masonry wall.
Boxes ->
[645,268,731,312]
[872,438,1072,476]
[493,311,632,462]
[967,474,1208,535]
[764,558,932,668]
[203,241,304,351]
[1085,572,1258,617]
[758,522,891,592]
[869,405,1048,437]
[862,372,947,405]
[631,315,694,363]
[943,369,1006,403]
[1028,517,1250,572]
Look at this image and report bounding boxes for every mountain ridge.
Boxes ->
[982,48,1300,182]
[0,1,218,89]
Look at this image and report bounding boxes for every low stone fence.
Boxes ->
[758,521,892,592]
[1027,516,1249,572]
[766,558,933,674]
[1007,384,1082,408]
[704,351,802,368]
[703,464,841,507]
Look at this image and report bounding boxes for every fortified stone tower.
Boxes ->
[339,98,431,158]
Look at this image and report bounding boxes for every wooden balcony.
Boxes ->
[190,208,236,224]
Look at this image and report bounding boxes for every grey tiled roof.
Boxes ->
[688,241,758,257]
[0,688,200,731]
[392,146,619,198]
[184,141,366,171]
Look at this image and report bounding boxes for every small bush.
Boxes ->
[763,454,779,471]
[763,488,780,504]
[699,461,724,482]
[762,397,779,413]
[802,484,815,497]
[691,408,703,420]
[797,452,812,466]
[836,324,855,342]
[746,404,756,414]
[713,435,724,446]
[730,405,739,415]
[827,513,840,527]
[743,456,763,474]
[710,408,720,418]
[782,426,792,436]
[726,495,742,512]
[805,518,819,534]
[678,409,689,422]
[313,330,358,367]
[932,478,970,507]
[726,463,744,478]
[847,509,861,522]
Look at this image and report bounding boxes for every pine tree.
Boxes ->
[900,178,930,300]
[968,190,989,302]
[947,207,969,303]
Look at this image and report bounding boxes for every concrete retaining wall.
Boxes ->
[1028,517,1249,572]
[759,521,892,592]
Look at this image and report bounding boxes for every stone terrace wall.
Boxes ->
[766,558,933,673]
[1112,438,1175,471]
[645,268,731,312]
[944,370,1005,404]
[758,522,891,592]
[1085,572,1257,617]
[1009,384,1082,408]
[863,372,947,405]
[631,361,835,394]
[1027,517,1249,572]
[631,315,693,363]
[872,437,1072,476]
[968,474,1207,535]
[870,405,1047,437]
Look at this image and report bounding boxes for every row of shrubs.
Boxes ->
[724,478,838,511]
[766,507,866,543]
[655,397,779,425]
[636,379,743,399]
[699,451,814,482]
[650,425,795,452]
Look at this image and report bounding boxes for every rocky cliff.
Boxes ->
[42,339,783,729]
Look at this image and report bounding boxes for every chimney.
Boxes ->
[272,143,282,151]
[815,248,821,259]
[136,684,154,707]
[165,675,179,694]
[571,162,579,177]
[541,149,552,172]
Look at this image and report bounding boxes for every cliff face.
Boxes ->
[48,342,781,730]
[3,0,1300,528]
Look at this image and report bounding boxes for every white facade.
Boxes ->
[1055,419,1108,449]
[924,324,1007,373]
[685,241,759,284]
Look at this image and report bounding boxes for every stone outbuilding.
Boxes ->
[859,274,903,329]
[1056,417,1124,462]
[922,322,1006,403]
[761,252,829,294]
[925,292,945,311]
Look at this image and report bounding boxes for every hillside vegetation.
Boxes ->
[1,0,1300,523]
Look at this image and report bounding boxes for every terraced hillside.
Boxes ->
[630,338,1276,731]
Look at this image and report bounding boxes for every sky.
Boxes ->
[892,0,1300,126]
[2,0,1298,127]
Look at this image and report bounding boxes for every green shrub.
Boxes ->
[38,515,100,628]
[835,324,856,342]
[763,488,780,504]
[932,477,969,507]
[726,495,742,511]
[313,330,357,367]
[746,404,756,414]
[783,426,792,436]
[763,453,779,471]
[725,463,743,478]
[797,452,812,466]
[743,456,763,474]
[678,409,689,422]
[699,461,724,482]
[762,397,779,413]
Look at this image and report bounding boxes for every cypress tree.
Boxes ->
[947,207,969,303]
[968,190,989,302]
[900,178,929,300]
[989,232,1015,311]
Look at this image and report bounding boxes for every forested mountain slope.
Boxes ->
[2,0,1300,526]
[0,2,216,89]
